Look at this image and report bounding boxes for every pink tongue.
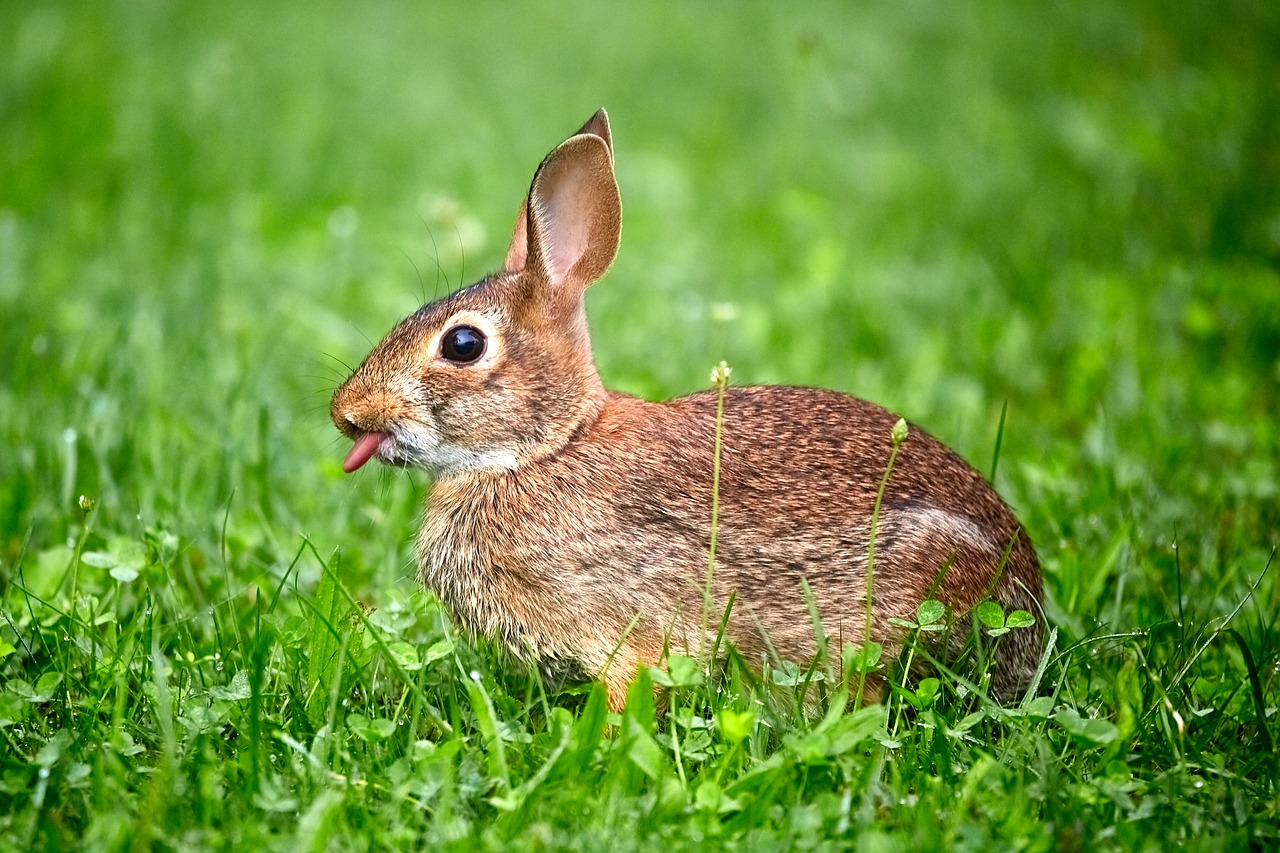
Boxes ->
[343,431,388,474]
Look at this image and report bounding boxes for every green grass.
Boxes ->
[3,0,1279,849]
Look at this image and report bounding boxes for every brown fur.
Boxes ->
[331,109,1044,712]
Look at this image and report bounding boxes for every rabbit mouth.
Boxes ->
[342,431,389,473]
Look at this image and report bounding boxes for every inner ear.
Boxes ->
[525,135,621,291]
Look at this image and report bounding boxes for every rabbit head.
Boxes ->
[330,110,620,477]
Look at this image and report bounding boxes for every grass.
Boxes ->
[2,0,1279,849]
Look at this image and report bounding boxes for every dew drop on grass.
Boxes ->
[470,670,481,681]
[39,768,49,779]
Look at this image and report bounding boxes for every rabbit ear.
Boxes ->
[575,108,614,162]
[503,199,530,273]
[503,111,620,289]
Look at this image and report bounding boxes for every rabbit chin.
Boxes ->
[391,430,519,477]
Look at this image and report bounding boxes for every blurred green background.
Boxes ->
[3,0,1280,847]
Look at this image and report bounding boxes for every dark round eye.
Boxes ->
[440,325,486,364]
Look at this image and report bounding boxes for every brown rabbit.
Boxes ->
[331,109,1043,711]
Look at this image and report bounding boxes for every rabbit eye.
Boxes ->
[440,325,486,364]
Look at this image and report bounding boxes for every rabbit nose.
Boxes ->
[337,411,368,437]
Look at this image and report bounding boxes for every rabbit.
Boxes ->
[331,109,1044,712]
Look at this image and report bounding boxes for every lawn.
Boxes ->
[2,0,1278,849]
